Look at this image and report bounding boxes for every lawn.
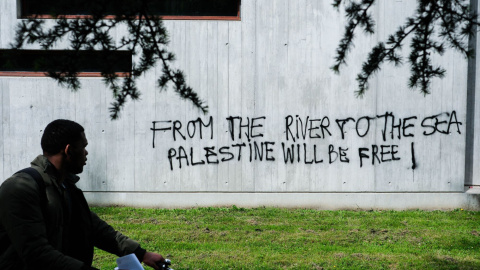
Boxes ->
[91,207,480,270]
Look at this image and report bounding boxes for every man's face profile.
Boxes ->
[65,132,89,174]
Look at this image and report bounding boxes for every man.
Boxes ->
[0,119,165,270]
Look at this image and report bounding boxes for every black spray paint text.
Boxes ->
[151,111,462,170]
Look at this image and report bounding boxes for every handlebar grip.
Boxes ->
[156,259,172,270]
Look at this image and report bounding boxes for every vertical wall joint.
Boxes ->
[465,0,479,186]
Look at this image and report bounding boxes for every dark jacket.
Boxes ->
[0,155,144,270]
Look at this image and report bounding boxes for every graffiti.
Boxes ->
[166,141,276,170]
[151,116,213,147]
[358,145,400,168]
[285,115,332,141]
[280,144,349,164]
[226,116,266,141]
[151,111,462,170]
[421,111,462,136]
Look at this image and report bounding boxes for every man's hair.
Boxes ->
[41,119,85,155]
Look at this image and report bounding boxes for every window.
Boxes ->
[0,49,131,77]
[20,0,241,20]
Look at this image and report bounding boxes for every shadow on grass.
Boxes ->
[425,255,480,270]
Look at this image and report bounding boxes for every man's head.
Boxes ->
[41,119,88,174]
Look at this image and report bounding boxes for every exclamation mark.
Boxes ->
[411,142,417,170]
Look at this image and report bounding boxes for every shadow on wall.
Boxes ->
[472,193,480,210]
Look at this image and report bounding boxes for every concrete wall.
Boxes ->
[1,0,480,209]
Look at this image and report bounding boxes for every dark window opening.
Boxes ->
[20,0,241,20]
[0,49,131,76]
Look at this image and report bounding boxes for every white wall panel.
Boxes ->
[0,0,476,209]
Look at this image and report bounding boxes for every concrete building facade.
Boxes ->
[1,0,480,209]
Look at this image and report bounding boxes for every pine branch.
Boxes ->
[437,0,476,57]
[356,18,418,96]
[10,0,208,120]
[333,0,480,96]
[332,0,376,73]
[408,1,446,94]
[332,0,343,10]
[141,13,208,115]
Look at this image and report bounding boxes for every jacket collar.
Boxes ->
[31,155,81,185]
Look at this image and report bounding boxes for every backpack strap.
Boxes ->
[16,167,48,215]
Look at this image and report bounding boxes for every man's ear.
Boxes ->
[64,144,72,158]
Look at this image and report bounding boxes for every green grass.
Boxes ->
[91,207,480,270]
